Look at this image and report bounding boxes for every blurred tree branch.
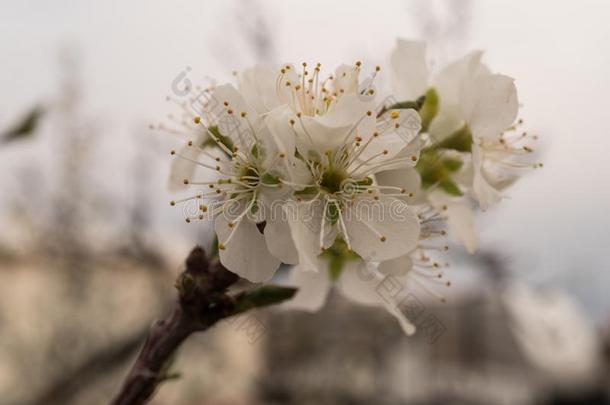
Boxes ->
[111,246,296,405]
[1,105,44,144]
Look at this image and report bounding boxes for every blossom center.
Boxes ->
[320,168,347,194]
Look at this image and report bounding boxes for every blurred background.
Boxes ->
[1,0,609,404]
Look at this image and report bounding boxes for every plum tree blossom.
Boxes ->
[168,84,306,282]
[163,43,540,335]
[388,38,541,252]
[284,204,451,335]
[266,62,423,272]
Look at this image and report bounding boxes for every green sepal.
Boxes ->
[389,99,424,111]
[202,125,234,152]
[436,125,473,152]
[417,149,445,189]
[320,239,361,281]
[439,179,463,196]
[379,94,426,117]
[441,156,464,172]
[234,286,298,313]
[416,149,464,196]
[251,143,260,159]
[419,88,439,132]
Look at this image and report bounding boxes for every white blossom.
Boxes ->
[168,83,304,282]
[264,62,424,271]
[389,38,540,252]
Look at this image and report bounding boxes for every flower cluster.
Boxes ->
[390,39,541,253]
[161,39,539,334]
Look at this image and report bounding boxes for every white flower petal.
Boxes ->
[215,211,280,282]
[263,105,295,158]
[434,51,487,106]
[284,202,336,272]
[264,216,299,265]
[375,166,423,204]
[428,190,478,254]
[343,196,420,262]
[390,38,429,100]
[355,109,421,167]
[237,66,282,114]
[429,51,487,141]
[378,254,414,276]
[294,117,354,158]
[283,262,332,311]
[168,143,201,191]
[427,105,464,141]
[321,93,375,128]
[333,64,360,95]
[262,105,313,185]
[472,144,503,210]
[432,51,517,141]
[210,84,260,149]
[337,261,386,306]
[463,73,518,140]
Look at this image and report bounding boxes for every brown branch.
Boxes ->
[110,246,296,405]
